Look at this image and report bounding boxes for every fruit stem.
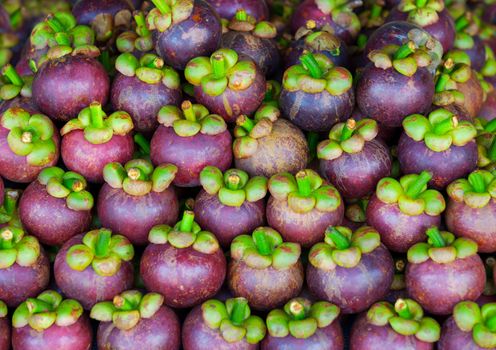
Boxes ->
[235,9,248,21]
[237,115,255,132]
[433,116,456,135]
[487,315,496,332]
[426,227,445,247]
[415,0,428,8]
[3,190,19,215]
[26,298,52,313]
[230,298,248,326]
[127,168,143,180]
[488,138,496,162]
[113,295,134,310]
[62,178,84,192]
[307,131,319,161]
[469,172,486,193]
[357,34,367,50]
[179,210,195,233]
[253,230,272,255]
[99,50,112,73]
[340,119,356,141]
[21,131,32,144]
[46,15,64,33]
[370,4,382,19]
[2,64,23,86]
[435,73,450,92]
[212,54,226,79]
[264,82,274,102]
[90,102,105,128]
[300,51,322,79]
[395,299,412,319]
[181,100,196,122]
[455,15,469,32]
[485,119,496,133]
[134,11,150,37]
[151,0,171,14]
[226,174,241,190]
[295,171,312,197]
[394,41,415,60]
[288,300,307,320]
[405,171,432,198]
[95,229,112,258]
[326,227,350,249]
[395,259,406,272]
[134,134,150,155]
[0,229,13,249]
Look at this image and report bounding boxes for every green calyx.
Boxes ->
[447,170,496,209]
[402,108,476,152]
[475,118,496,169]
[115,53,180,89]
[398,0,444,27]
[313,0,361,38]
[482,46,496,80]
[0,107,56,166]
[344,199,368,224]
[157,101,226,137]
[433,53,472,107]
[116,12,154,53]
[231,227,301,270]
[0,300,6,318]
[317,119,378,160]
[65,229,134,277]
[148,211,220,254]
[0,64,32,101]
[266,298,340,339]
[202,297,266,344]
[309,226,381,270]
[453,302,496,348]
[0,226,40,269]
[91,290,164,330]
[264,80,281,107]
[268,169,342,214]
[12,290,83,331]
[185,48,258,97]
[226,10,277,39]
[292,25,342,58]
[200,166,267,207]
[0,189,21,227]
[453,14,477,51]
[359,3,387,29]
[103,159,177,196]
[146,0,194,33]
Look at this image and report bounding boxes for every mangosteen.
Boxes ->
[406,227,485,315]
[480,88,496,121]
[97,159,179,245]
[146,0,222,70]
[266,169,344,247]
[350,299,440,349]
[481,46,496,89]
[0,64,32,110]
[0,301,9,350]
[12,290,92,350]
[0,189,21,229]
[185,48,266,123]
[150,101,232,187]
[206,0,270,20]
[91,290,181,350]
[452,13,486,71]
[183,297,266,349]
[341,198,368,231]
[140,211,226,308]
[61,102,135,183]
[111,52,182,134]
[115,11,154,55]
[195,166,267,248]
[0,107,59,183]
[476,118,496,171]
[358,3,389,38]
[445,170,496,253]
[398,108,478,189]
[318,118,392,199]
[262,297,343,349]
[280,52,354,132]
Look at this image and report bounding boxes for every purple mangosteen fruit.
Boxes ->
[115,11,155,55]
[480,88,496,121]
[206,0,270,20]
[0,301,9,350]
[97,159,179,245]
[0,64,33,112]
[452,14,486,71]
[150,101,232,187]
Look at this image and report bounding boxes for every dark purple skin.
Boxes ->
[284,36,349,70]
[194,190,265,248]
[72,0,133,25]
[154,0,222,70]
[19,181,92,246]
[438,317,486,350]
[397,134,478,190]
[465,36,486,72]
[366,194,442,253]
[0,248,50,307]
[479,89,496,121]
[306,244,394,314]
[61,130,134,183]
[32,55,110,123]
[12,314,93,350]
[227,259,304,311]
[111,74,182,134]
[483,3,496,24]
[266,196,345,248]
[54,234,134,310]
[140,243,226,308]
[364,21,421,56]
[280,88,355,132]
[15,41,48,77]
[0,96,39,115]
[319,139,392,199]
[205,0,269,20]
[150,125,232,187]
[97,184,179,245]
[445,200,496,253]
[350,313,433,350]
[97,306,181,350]
[0,317,9,350]
[182,305,258,350]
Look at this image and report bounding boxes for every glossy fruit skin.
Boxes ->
[397,135,478,190]
[284,36,349,70]
[182,305,258,350]
[0,317,9,350]
[366,194,442,253]
[97,306,181,350]
[154,0,222,70]
[32,55,110,123]
[72,0,133,25]
[465,36,486,72]
[449,72,485,120]
[61,130,134,183]
[205,0,269,20]
[227,259,304,311]
[12,314,93,350]
[140,243,226,308]
[364,21,421,56]
[150,126,232,187]
[111,74,182,135]
[479,89,496,121]
[194,190,265,248]
[438,317,486,350]
[446,200,496,253]
[320,139,392,199]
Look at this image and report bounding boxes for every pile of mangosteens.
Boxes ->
[2,0,496,348]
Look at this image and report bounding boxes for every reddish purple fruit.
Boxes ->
[479,89,496,121]
[205,0,270,20]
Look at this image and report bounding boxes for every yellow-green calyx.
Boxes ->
[225,10,277,39]
[359,3,388,31]
[344,198,368,224]
[61,102,134,145]
[0,64,32,100]
[12,290,83,331]
[38,167,93,211]
[91,290,164,331]
[115,53,180,89]
[375,171,446,216]
[263,80,281,107]
[65,229,134,277]
[146,0,194,32]
[0,189,21,227]
[402,109,476,152]
[398,0,444,27]
[407,226,478,264]
[317,118,378,160]
[294,25,342,57]
[0,226,40,269]
[447,170,496,209]
[148,211,220,254]
[200,166,267,207]
[0,32,18,68]
[434,51,472,107]
[475,118,496,170]
[453,13,477,51]
[453,302,496,348]
[313,0,361,38]
[116,12,154,53]
[103,159,177,196]
[266,298,340,339]
[185,48,258,97]
[157,101,227,137]
[1,107,56,166]
[0,300,6,318]
[202,297,266,344]
[367,299,440,342]
[482,46,496,80]
[268,169,342,214]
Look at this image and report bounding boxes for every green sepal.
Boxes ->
[447,170,496,209]
[0,227,41,269]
